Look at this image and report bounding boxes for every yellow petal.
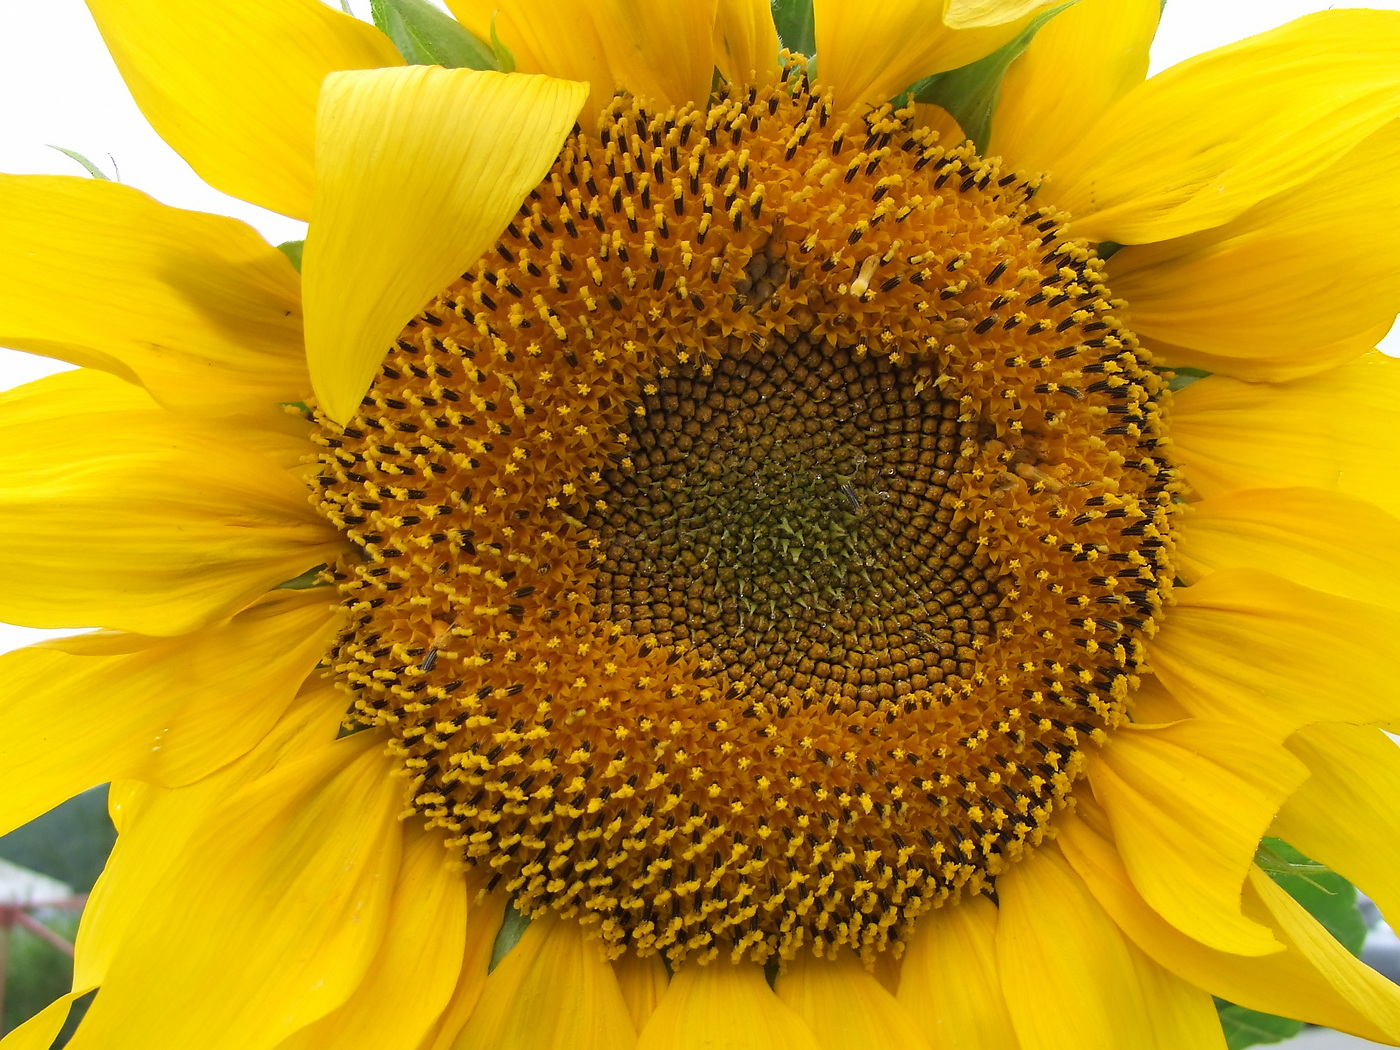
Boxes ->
[815,0,1049,115]
[1148,570,1400,741]
[0,989,97,1050]
[85,0,402,219]
[1140,320,1392,385]
[613,952,672,1032]
[1178,488,1400,612]
[714,0,781,85]
[1112,117,1400,371]
[996,844,1226,1050]
[451,911,636,1049]
[0,369,341,635]
[638,960,822,1050]
[416,876,509,1050]
[988,0,1158,175]
[73,683,344,989]
[481,2,719,117]
[1047,9,1400,243]
[897,894,1022,1050]
[1170,353,1400,519]
[1274,724,1400,931]
[304,66,585,423]
[0,175,306,415]
[271,828,467,1050]
[69,735,403,1050]
[775,952,930,1050]
[1088,720,1307,956]
[913,103,967,147]
[1058,801,1400,1042]
[0,589,337,837]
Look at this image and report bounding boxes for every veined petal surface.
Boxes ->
[989,0,1158,174]
[0,176,307,415]
[68,736,404,1050]
[638,960,822,1050]
[815,0,1050,114]
[1046,10,1400,243]
[0,589,338,837]
[997,844,1226,1050]
[304,66,586,423]
[0,370,342,635]
[714,0,781,86]
[1148,570,1400,740]
[416,877,507,1050]
[775,952,930,1050]
[1088,720,1306,956]
[85,0,403,218]
[1111,117,1400,371]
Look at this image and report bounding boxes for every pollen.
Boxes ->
[310,69,1178,966]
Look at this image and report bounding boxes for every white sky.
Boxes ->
[0,0,1395,656]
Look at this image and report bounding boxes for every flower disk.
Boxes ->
[312,71,1179,965]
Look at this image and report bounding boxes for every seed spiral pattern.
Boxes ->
[311,68,1179,965]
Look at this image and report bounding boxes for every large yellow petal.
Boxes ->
[0,370,341,635]
[1112,117,1400,372]
[84,0,402,219]
[988,0,1158,175]
[272,828,467,1050]
[1046,10,1400,243]
[1178,488,1400,612]
[0,589,337,837]
[1058,802,1400,1042]
[996,843,1225,1050]
[0,175,306,415]
[897,894,1022,1050]
[415,873,508,1050]
[638,960,822,1050]
[1088,720,1306,956]
[1140,320,1393,385]
[0,989,98,1050]
[714,0,781,86]
[72,683,344,990]
[775,952,930,1050]
[450,911,636,1049]
[68,734,403,1050]
[1148,570,1400,742]
[613,952,672,1033]
[1170,353,1400,519]
[1274,724,1400,931]
[815,0,1052,116]
[304,66,585,423]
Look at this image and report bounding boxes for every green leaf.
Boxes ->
[368,0,497,69]
[906,0,1078,152]
[1167,366,1210,392]
[48,146,112,181]
[771,0,815,56]
[277,563,328,589]
[489,904,531,971]
[1260,838,1367,956]
[489,14,516,73]
[1217,1003,1304,1050]
[276,239,305,273]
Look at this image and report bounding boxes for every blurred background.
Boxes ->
[0,0,1397,1045]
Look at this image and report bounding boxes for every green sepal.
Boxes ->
[276,563,328,589]
[1216,1003,1304,1050]
[48,146,112,181]
[903,1,1077,153]
[276,239,305,272]
[1166,366,1210,392]
[771,0,815,57]
[369,0,497,69]
[489,14,516,73]
[488,904,531,971]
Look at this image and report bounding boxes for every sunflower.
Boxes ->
[4,0,1400,1047]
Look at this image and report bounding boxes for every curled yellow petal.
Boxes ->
[84,0,402,219]
[303,66,586,423]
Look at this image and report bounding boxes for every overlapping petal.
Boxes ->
[638,961,821,1050]
[775,953,930,1050]
[85,0,402,218]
